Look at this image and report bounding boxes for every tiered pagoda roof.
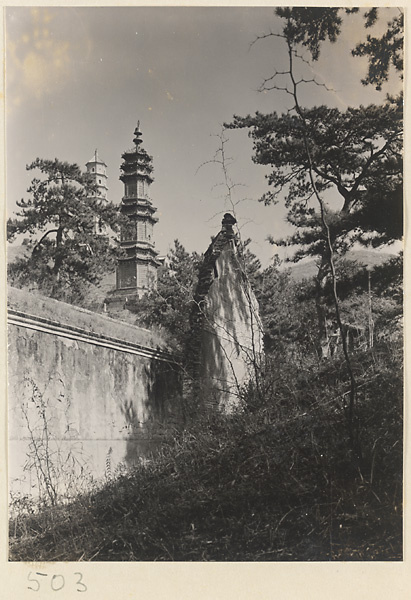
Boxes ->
[120,123,154,184]
[86,150,107,167]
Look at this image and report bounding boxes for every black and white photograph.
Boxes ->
[3,2,406,586]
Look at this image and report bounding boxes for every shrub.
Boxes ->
[9,338,402,562]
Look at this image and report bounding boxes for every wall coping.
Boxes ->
[8,286,163,340]
[8,308,178,364]
[7,287,178,364]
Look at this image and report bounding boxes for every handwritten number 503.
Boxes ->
[27,571,87,592]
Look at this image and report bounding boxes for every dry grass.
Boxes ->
[9,340,402,562]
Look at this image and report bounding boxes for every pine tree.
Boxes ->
[128,240,201,352]
[8,158,122,304]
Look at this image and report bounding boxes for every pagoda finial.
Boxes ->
[133,121,143,146]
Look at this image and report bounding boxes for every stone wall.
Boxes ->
[189,214,264,412]
[8,287,182,500]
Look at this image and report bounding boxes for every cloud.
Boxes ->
[7,8,74,104]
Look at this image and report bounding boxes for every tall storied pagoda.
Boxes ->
[86,150,108,201]
[85,150,109,235]
[116,122,160,296]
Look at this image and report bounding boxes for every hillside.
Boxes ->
[7,238,403,561]
[8,244,396,288]
[287,249,396,282]
[9,339,402,562]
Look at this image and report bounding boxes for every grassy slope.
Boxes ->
[9,342,402,562]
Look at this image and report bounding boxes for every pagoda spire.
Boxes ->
[115,123,160,297]
[133,121,143,148]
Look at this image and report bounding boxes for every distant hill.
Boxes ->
[7,244,398,293]
[287,249,397,282]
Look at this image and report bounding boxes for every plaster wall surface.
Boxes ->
[8,287,182,499]
[191,236,264,412]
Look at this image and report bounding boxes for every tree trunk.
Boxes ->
[314,259,330,359]
[52,226,64,293]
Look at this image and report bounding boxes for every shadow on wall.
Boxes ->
[188,214,264,413]
[196,326,231,412]
[8,292,184,498]
[9,373,95,505]
[202,253,262,410]
[121,352,183,467]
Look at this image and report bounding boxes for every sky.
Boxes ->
[5,6,402,267]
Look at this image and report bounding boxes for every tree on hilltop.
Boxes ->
[7,158,122,304]
[225,7,403,454]
[229,99,402,253]
[226,8,403,351]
